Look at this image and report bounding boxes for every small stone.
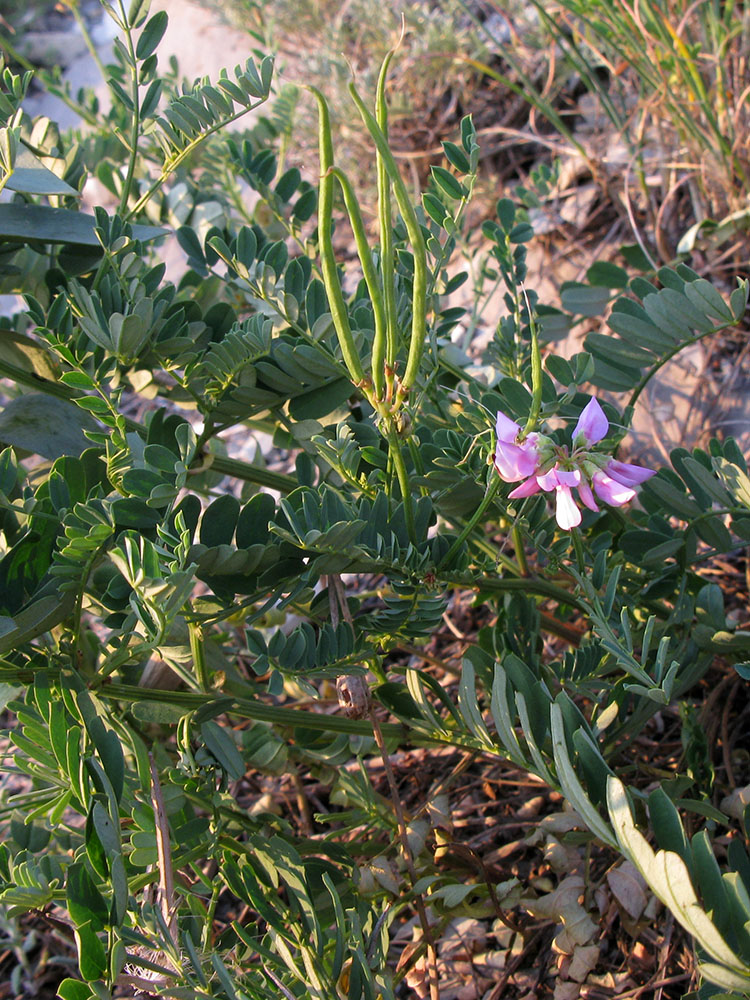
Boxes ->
[517,794,545,819]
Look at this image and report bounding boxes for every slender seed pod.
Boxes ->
[375,50,398,394]
[330,167,387,403]
[308,86,366,388]
[348,81,427,402]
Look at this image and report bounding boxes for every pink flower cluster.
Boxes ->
[494,398,654,530]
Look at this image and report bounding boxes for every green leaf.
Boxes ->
[551,703,615,847]
[66,863,109,932]
[442,141,471,175]
[496,198,515,232]
[0,204,167,247]
[59,371,97,390]
[546,355,574,385]
[538,308,572,342]
[649,787,690,864]
[456,659,494,748]
[586,261,629,288]
[0,394,97,459]
[200,494,240,547]
[681,457,733,506]
[683,278,734,324]
[0,446,17,494]
[619,530,683,564]
[508,222,534,243]
[697,964,750,994]
[422,192,447,226]
[430,166,466,201]
[201,720,245,781]
[135,10,168,59]
[0,590,76,655]
[57,979,96,1000]
[561,282,610,317]
[586,332,655,366]
[288,377,352,421]
[6,148,79,197]
[714,458,750,509]
[496,378,532,416]
[74,922,107,981]
[131,700,187,724]
[608,777,750,975]
[643,475,702,519]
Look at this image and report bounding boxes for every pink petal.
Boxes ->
[605,459,655,487]
[508,477,542,499]
[593,471,636,506]
[494,413,539,482]
[494,440,539,482]
[555,486,582,529]
[556,468,582,487]
[572,397,608,446]
[537,466,580,491]
[495,410,522,444]
[578,479,599,512]
[537,467,561,491]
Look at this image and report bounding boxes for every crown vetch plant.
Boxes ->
[2,4,750,998]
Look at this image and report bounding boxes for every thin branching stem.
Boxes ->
[437,474,501,571]
[116,0,141,216]
[385,424,417,545]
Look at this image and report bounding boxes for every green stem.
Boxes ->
[571,528,586,573]
[0,357,80,401]
[0,34,35,72]
[100,682,406,738]
[188,618,209,692]
[308,86,367,389]
[523,307,543,436]
[385,424,416,545]
[437,475,501,570]
[445,571,586,613]
[116,0,141,216]
[627,320,740,410]
[126,98,267,220]
[348,81,427,401]
[512,523,529,576]
[199,454,296,492]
